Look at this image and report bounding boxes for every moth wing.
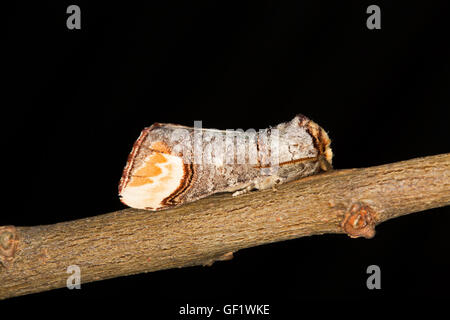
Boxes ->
[119,150,186,210]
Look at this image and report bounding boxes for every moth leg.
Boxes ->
[231,176,285,197]
[232,184,255,197]
[254,175,285,191]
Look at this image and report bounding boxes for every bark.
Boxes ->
[1,153,449,300]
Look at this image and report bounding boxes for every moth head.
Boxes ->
[294,114,333,171]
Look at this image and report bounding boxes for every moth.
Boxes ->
[119,114,332,210]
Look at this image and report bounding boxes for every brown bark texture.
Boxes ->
[1,153,449,300]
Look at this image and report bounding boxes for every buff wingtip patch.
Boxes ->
[119,140,188,210]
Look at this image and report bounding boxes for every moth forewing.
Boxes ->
[119,114,332,210]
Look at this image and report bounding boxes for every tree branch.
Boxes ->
[1,153,449,299]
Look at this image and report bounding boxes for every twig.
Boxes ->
[1,153,449,299]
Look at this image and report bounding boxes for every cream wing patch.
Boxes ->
[119,152,185,210]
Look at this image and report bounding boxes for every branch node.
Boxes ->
[341,202,376,239]
[0,226,18,268]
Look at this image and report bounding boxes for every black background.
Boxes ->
[4,0,450,315]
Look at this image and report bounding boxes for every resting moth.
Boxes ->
[119,114,333,210]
